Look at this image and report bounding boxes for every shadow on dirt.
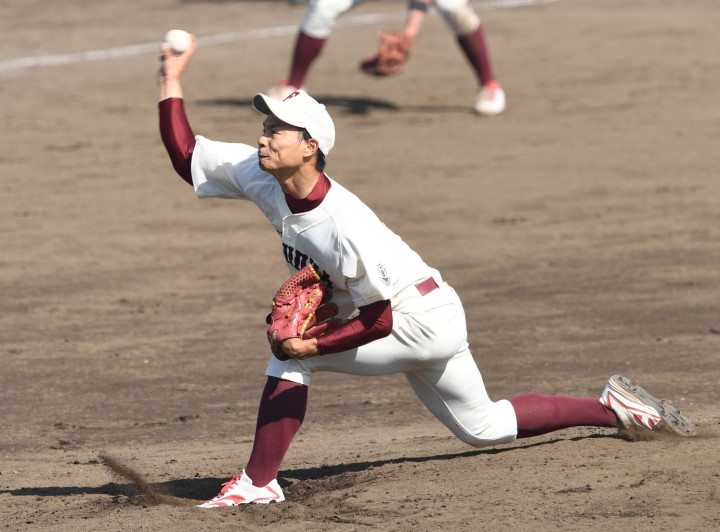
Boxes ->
[196,96,471,115]
[1,433,621,504]
[280,433,620,483]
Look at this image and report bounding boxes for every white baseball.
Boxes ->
[164,29,191,54]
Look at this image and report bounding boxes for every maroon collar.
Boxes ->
[285,173,331,214]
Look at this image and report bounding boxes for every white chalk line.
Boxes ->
[0,0,564,73]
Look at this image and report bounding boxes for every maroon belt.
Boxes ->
[415,277,439,296]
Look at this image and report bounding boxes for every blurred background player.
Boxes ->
[267,0,505,116]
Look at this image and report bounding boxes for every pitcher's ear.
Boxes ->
[304,137,320,157]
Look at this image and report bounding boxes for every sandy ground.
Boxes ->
[1,0,719,530]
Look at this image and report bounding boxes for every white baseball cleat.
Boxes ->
[266,80,302,101]
[474,80,506,116]
[197,470,285,507]
[600,375,696,436]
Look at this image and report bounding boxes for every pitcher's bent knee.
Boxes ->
[450,398,518,447]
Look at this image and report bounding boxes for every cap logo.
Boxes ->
[283,91,302,102]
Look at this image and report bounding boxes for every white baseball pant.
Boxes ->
[300,0,481,39]
[266,280,517,447]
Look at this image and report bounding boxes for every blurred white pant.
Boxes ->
[266,281,517,447]
[300,0,481,39]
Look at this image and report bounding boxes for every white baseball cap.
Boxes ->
[253,90,335,156]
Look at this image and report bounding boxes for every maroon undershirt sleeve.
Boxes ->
[158,97,196,185]
[316,299,393,355]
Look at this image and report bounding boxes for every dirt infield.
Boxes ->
[1,0,719,530]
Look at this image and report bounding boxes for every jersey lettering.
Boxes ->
[282,243,334,289]
[282,243,309,270]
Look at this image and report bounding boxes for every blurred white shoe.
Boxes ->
[474,80,506,116]
[266,80,301,101]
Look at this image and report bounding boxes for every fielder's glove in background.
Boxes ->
[266,264,341,360]
[360,31,412,76]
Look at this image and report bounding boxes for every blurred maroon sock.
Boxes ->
[244,377,307,486]
[509,393,617,438]
[288,32,327,88]
[457,26,495,86]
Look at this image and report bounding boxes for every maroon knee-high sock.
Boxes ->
[244,377,308,486]
[288,32,327,88]
[456,26,496,86]
[509,393,618,438]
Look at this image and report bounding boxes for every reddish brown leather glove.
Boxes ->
[266,264,341,360]
[360,31,412,76]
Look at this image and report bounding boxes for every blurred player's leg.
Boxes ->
[435,0,505,115]
[287,32,326,90]
[268,0,358,100]
[457,26,505,115]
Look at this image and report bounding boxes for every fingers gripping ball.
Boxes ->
[266,264,341,360]
[164,29,192,54]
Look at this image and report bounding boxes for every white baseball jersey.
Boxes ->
[192,135,438,318]
[191,135,518,447]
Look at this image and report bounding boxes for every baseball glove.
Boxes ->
[359,31,412,76]
[266,264,341,360]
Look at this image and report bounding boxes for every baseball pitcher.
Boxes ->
[156,36,695,507]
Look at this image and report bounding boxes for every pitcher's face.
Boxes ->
[257,114,308,174]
